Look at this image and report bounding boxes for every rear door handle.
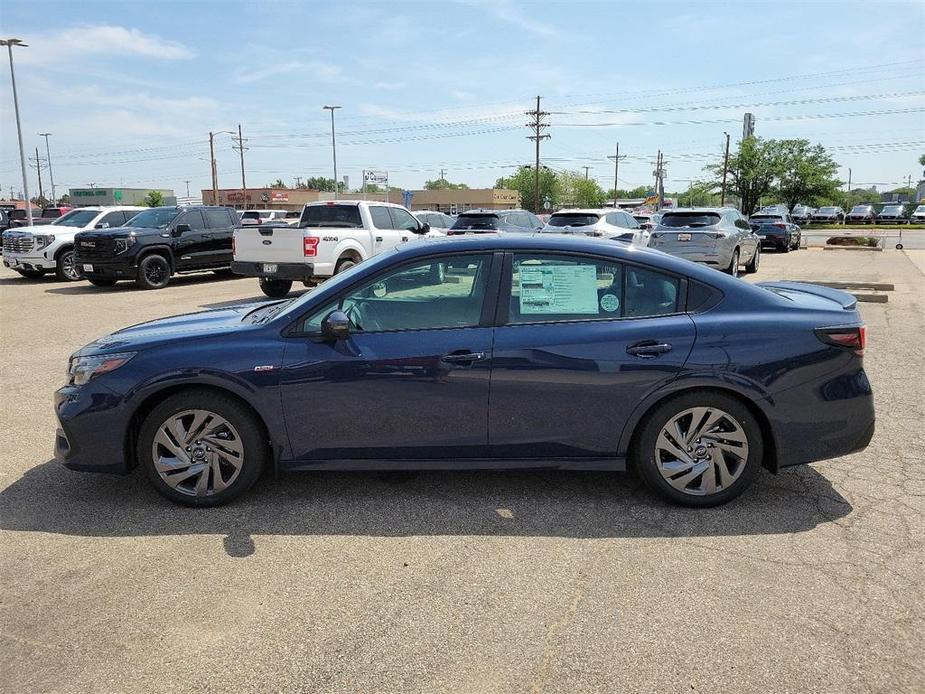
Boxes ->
[441,351,487,364]
[375,236,383,242]
[626,341,672,358]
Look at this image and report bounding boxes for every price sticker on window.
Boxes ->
[519,264,599,315]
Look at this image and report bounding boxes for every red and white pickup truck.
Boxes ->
[231,200,439,297]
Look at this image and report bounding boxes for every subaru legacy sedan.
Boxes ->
[55,235,874,508]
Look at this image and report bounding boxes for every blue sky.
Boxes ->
[1,0,923,200]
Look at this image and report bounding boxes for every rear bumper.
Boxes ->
[653,248,725,266]
[231,261,315,281]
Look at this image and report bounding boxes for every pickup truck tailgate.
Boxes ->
[234,225,304,263]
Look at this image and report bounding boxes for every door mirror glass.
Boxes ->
[419,222,430,234]
[174,223,191,236]
[321,310,351,341]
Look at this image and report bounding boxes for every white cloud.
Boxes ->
[18,25,194,64]
[461,0,555,37]
[233,60,357,85]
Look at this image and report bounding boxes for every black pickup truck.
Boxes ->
[74,206,239,289]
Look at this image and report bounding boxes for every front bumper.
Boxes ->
[74,255,137,279]
[231,260,315,281]
[3,254,56,271]
[54,382,132,474]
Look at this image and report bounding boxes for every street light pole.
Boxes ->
[323,105,342,199]
[2,38,32,225]
[38,132,55,205]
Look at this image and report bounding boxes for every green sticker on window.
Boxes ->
[600,293,619,312]
[519,264,599,314]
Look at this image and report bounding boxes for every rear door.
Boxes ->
[488,252,695,459]
[205,208,236,265]
[369,206,403,253]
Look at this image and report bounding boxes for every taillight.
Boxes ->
[815,326,866,356]
[303,236,319,257]
[773,223,787,228]
[232,235,236,256]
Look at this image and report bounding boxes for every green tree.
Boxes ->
[496,166,559,212]
[424,178,470,190]
[919,153,925,167]
[559,171,606,208]
[57,193,70,206]
[304,177,346,193]
[774,139,841,211]
[269,179,287,188]
[706,137,780,216]
[143,190,164,207]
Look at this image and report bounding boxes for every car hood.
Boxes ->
[75,304,266,356]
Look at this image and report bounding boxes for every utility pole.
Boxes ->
[31,146,44,202]
[231,124,248,209]
[2,38,32,225]
[654,151,666,210]
[582,166,590,180]
[295,176,302,188]
[525,95,550,213]
[38,132,55,204]
[323,105,342,199]
[184,179,190,197]
[209,131,218,204]
[720,132,731,207]
[847,168,852,199]
[439,168,446,182]
[607,143,625,209]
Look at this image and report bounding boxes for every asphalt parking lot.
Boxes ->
[1,249,923,693]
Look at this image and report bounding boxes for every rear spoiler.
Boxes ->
[755,281,857,310]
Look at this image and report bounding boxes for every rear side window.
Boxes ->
[452,214,500,230]
[659,213,721,228]
[301,204,362,228]
[548,213,601,227]
[206,209,233,228]
[369,206,392,229]
[98,211,126,228]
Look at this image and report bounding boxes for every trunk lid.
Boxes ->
[755,281,857,310]
[234,224,307,263]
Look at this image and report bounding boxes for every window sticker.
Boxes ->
[519,264,599,314]
[599,293,620,313]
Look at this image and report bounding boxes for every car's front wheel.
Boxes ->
[632,391,763,507]
[136,254,171,290]
[56,248,81,281]
[138,389,267,507]
[259,278,292,298]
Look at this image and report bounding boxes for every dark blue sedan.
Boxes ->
[54,235,874,508]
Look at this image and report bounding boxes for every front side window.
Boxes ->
[51,209,100,227]
[178,210,205,229]
[508,254,680,324]
[299,254,491,333]
[388,207,420,231]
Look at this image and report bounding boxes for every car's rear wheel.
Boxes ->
[87,277,117,287]
[781,240,791,253]
[56,248,81,281]
[136,254,171,290]
[334,257,357,274]
[259,277,292,298]
[632,391,763,507]
[138,389,267,507]
[744,245,760,273]
[725,249,740,277]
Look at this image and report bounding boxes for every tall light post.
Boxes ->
[38,132,55,205]
[209,130,235,204]
[2,38,32,225]
[323,105,342,199]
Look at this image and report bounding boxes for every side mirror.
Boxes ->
[95,222,110,229]
[173,223,191,236]
[419,222,430,234]
[321,310,351,341]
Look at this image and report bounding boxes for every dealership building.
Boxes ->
[202,187,520,213]
[68,187,175,206]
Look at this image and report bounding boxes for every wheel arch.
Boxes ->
[618,384,779,473]
[333,239,366,265]
[53,242,74,260]
[136,245,176,271]
[123,382,277,473]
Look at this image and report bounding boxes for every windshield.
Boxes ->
[451,214,500,230]
[818,207,838,214]
[850,206,872,213]
[127,207,178,229]
[882,205,903,213]
[51,209,100,227]
[300,204,362,228]
[914,206,925,214]
[546,213,601,227]
[659,212,721,228]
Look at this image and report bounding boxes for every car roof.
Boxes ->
[550,208,611,215]
[662,207,738,214]
[305,200,407,208]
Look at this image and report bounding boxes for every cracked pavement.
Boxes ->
[1,249,922,693]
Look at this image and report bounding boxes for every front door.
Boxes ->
[279,252,499,463]
[173,210,210,269]
[488,253,696,459]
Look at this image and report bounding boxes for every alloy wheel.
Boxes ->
[654,407,749,496]
[151,409,244,497]
[145,260,168,285]
[61,251,80,280]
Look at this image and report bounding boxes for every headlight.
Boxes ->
[67,352,136,386]
[114,237,136,254]
[34,234,55,249]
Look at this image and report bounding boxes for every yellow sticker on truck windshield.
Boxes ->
[519,264,599,314]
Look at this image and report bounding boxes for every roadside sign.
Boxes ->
[364,170,388,185]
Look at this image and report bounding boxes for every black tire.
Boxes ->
[781,240,791,253]
[55,248,81,281]
[744,245,760,274]
[725,249,740,277]
[259,277,292,298]
[87,277,117,288]
[136,254,171,290]
[631,390,764,508]
[15,268,45,279]
[137,389,268,507]
[334,256,357,274]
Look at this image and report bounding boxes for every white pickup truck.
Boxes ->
[232,200,437,297]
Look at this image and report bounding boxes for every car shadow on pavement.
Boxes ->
[0,461,851,557]
[42,272,248,295]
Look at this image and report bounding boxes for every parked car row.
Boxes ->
[761,202,922,224]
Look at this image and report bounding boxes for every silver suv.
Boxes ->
[647,207,760,277]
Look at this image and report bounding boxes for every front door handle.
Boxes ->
[626,341,672,358]
[441,351,487,364]
[375,236,383,242]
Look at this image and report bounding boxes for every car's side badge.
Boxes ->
[254,365,276,372]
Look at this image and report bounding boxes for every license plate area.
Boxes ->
[82,264,94,272]
[676,233,692,241]
[262,263,278,274]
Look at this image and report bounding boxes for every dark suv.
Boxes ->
[74,206,238,289]
[447,209,544,235]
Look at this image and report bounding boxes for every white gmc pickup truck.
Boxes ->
[232,200,438,297]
